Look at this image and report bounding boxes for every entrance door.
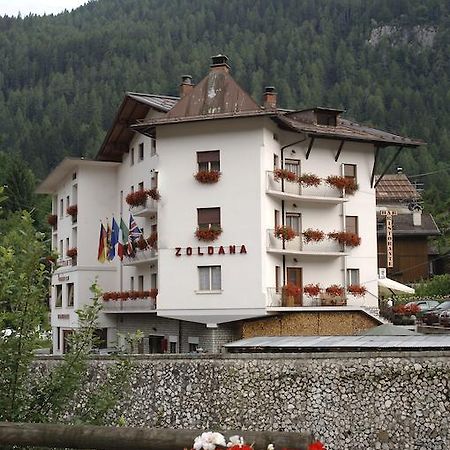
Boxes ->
[286,268,303,306]
[149,335,164,354]
[62,330,73,354]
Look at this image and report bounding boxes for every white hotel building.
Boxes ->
[37,55,422,354]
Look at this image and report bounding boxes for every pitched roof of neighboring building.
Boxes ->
[377,212,440,236]
[96,92,179,162]
[376,174,422,202]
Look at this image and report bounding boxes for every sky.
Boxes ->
[0,0,91,17]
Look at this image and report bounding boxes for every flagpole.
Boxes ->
[119,191,123,293]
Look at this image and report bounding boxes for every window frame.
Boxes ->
[197,266,222,292]
[138,142,144,161]
[197,150,220,172]
[343,163,357,181]
[345,215,359,235]
[67,283,74,307]
[197,207,221,230]
[55,285,63,308]
[347,268,360,286]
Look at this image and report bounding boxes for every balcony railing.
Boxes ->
[267,229,344,255]
[56,257,77,268]
[122,248,158,266]
[102,297,157,313]
[266,288,347,308]
[130,198,158,217]
[266,171,346,203]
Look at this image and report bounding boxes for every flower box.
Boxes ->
[298,173,321,187]
[303,283,321,297]
[47,214,58,228]
[328,231,361,247]
[194,170,221,184]
[325,284,345,297]
[145,188,161,201]
[66,204,78,217]
[325,175,358,195]
[274,225,297,241]
[147,231,158,249]
[102,290,157,302]
[303,228,325,243]
[66,247,78,258]
[273,168,298,182]
[195,226,222,242]
[136,236,148,251]
[282,283,302,306]
[347,284,367,297]
[126,190,148,207]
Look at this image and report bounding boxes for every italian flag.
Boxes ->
[118,218,129,261]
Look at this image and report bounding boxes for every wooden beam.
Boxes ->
[305,137,315,159]
[370,146,381,188]
[374,146,404,189]
[0,422,313,450]
[334,140,345,162]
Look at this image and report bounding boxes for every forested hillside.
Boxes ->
[0,0,449,229]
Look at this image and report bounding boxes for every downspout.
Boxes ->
[341,165,347,290]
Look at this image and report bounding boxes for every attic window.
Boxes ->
[316,112,337,126]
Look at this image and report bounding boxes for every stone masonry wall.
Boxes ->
[34,351,450,449]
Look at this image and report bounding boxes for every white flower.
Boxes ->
[227,436,243,447]
[193,432,226,450]
[267,444,275,450]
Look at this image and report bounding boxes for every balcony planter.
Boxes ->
[66,247,77,259]
[146,188,161,201]
[298,173,321,187]
[195,226,222,242]
[303,228,325,243]
[102,290,157,301]
[147,231,157,249]
[149,288,158,299]
[303,283,321,297]
[274,225,297,241]
[273,168,297,183]
[282,283,302,307]
[347,284,367,297]
[47,214,58,228]
[66,204,78,217]
[194,170,221,184]
[325,175,358,195]
[321,284,346,306]
[126,190,148,207]
[136,236,148,251]
[328,231,361,247]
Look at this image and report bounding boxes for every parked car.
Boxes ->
[405,300,439,312]
[422,301,450,325]
[439,310,450,327]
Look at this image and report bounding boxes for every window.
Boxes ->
[284,159,300,176]
[59,240,63,256]
[72,172,77,180]
[346,216,358,235]
[188,337,199,352]
[72,228,77,248]
[347,269,360,286]
[197,207,220,230]
[343,164,357,181]
[67,283,74,307]
[170,341,177,353]
[286,213,301,233]
[274,210,280,227]
[151,273,157,289]
[138,143,144,161]
[55,285,62,307]
[138,181,144,191]
[198,266,221,291]
[130,185,134,193]
[56,327,61,350]
[59,199,63,217]
[151,173,158,189]
[130,148,135,165]
[273,154,279,169]
[138,275,144,291]
[130,276,134,291]
[66,196,70,213]
[197,150,220,172]
[65,238,69,254]
[150,139,157,156]
[275,266,280,292]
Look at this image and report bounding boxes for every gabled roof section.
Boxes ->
[96,92,179,162]
[377,212,440,236]
[375,174,422,202]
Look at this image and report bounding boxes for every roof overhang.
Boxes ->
[36,158,119,194]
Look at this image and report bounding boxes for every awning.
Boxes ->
[378,277,415,296]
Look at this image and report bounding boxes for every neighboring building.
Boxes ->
[37,55,424,354]
[376,173,440,283]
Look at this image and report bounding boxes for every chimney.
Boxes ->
[413,209,422,227]
[263,86,277,109]
[179,75,194,98]
[210,54,230,73]
[397,167,403,174]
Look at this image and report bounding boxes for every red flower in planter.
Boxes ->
[146,188,161,201]
[102,292,112,302]
[325,175,358,195]
[298,173,321,187]
[303,228,325,243]
[393,303,420,315]
[47,214,58,227]
[303,283,321,297]
[274,225,297,241]
[126,190,147,207]
[129,290,139,300]
[328,231,361,247]
[308,442,326,450]
[149,288,158,299]
[119,291,129,300]
[194,170,221,184]
[66,204,78,216]
[110,292,120,301]
[66,247,77,258]
[147,232,157,249]
[195,226,222,242]
[282,283,302,298]
[347,284,367,297]
[325,284,344,297]
[274,168,298,182]
[136,236,148,251]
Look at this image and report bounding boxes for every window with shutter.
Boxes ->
[197,207,220,229]
[346,216,358,235]
[197,150,220,171]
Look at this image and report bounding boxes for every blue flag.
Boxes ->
[108,217,119,260]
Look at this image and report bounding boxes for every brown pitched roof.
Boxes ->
[377,213,440,236]
[375,174,422,203]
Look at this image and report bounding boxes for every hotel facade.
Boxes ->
[37,55,423,354]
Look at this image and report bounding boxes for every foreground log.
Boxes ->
[0,422,313,450]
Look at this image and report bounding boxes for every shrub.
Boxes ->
[194,170,221,184]
[274,225,297,241]
[298,173,321,187]
[415,274,450,297]
[325,175,358,194]
[303,228,325,243]
[273,168,298,182]
[195,226,222,242]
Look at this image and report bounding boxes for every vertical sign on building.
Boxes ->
[381,210,397,268]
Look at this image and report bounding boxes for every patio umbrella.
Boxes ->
[378,277,415,296]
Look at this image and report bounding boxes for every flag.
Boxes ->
[128,214,142,254]
[106,221,112,259]
[118,218,129,261]
[108,217,119,260]
[97,223,107,263]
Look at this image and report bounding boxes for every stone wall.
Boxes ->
[35,351,450,449]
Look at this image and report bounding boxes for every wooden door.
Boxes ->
[286,268,303,306]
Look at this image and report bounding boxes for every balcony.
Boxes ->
[266,288,347,308]
[266,171,347,204]
[122,248,158,266]
[102,297,157,313]
[267,229,346,256]
[130,198,158,217]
